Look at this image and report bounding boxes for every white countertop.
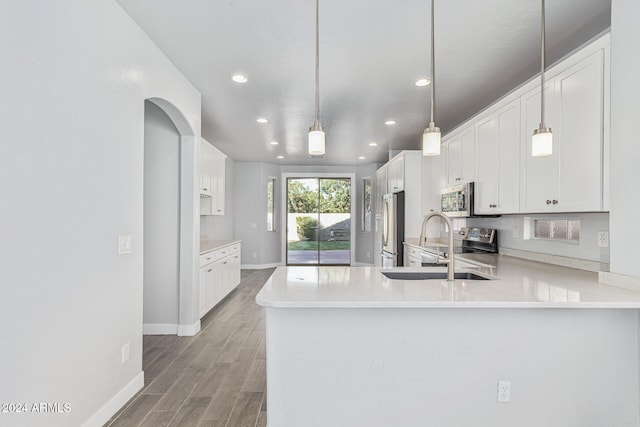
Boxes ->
[256,255,640,309]
[200,239,241,255]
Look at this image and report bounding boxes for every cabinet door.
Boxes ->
[206,266,216,308]
[460,127,476,184]
[388,156,404,193]
[495,99,521,213]
[475,115,498,214]
[422,153,446,215]
[199,267,209,317]
[446,135,462,185]
[213,260,225,305]
[446,127,474,186]
[556,50,604,211]
[521,82,558,212]
[213,154,225,215]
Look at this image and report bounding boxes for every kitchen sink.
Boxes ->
[381,271,491,281]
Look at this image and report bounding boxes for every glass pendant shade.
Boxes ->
[308,128,325,155]
[532,127,552,157]
[422,125,441,156]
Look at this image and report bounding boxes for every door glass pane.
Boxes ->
[318,178,351,265]
[287,178,319,264]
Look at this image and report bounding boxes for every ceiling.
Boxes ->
[116,0,610,165]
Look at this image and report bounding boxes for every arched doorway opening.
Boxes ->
[143,97,200,336]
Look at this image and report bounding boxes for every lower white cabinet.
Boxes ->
[199,242,241,318]
[404,244,422,267]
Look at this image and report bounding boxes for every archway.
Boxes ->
[144,97,201,336]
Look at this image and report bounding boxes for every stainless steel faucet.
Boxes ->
[419,212,455,281]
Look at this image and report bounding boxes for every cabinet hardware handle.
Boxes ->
[430,209,435,212]
[207,269,212,272]
[546,200,552,205]
[223,261,228,264]
[203,188,208,191]
[552,200,558,204]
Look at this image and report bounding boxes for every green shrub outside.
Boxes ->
[296,216,318,240]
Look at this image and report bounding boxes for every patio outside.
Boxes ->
[287,178,351,265]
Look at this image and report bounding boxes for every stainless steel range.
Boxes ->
[420,227,498,266]
[459,227,499,254]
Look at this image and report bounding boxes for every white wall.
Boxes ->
[143,101,180,328]
[609,0,640,278]
[200,157,235,241]
[0,1,201,426]
[234,162,282,266]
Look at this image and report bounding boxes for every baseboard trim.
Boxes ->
[143,323,178,335]
[242,262,282,269]
[352,262,374,266]
[178,321,201,336]
[599,271,640,293]
[81,371,144,427]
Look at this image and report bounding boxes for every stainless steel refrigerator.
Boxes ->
[381,192,404,267]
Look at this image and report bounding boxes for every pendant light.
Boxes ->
[532,0,552,156]
[308,0,325,156]
[422,0,440,156]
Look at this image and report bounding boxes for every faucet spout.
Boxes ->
[419,212,455,281]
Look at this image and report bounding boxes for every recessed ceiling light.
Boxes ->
[270,141,279,145]
[369,142,378,147]
[385,120,396,125]
[415,78,431,87]
[231,74,248,83]
[256,118,269,124]
[358,156,366,160]
[276,155,284,159]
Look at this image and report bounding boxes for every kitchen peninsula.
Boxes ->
[256,258,640,427]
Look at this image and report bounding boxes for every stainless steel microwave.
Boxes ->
[441,182,474,217]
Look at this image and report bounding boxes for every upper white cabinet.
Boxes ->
[422,148,446,215]
[475,98,521,214]
[521,48,606,213]
[387,155,405,193]
[375,151,423,238]
[200,139,226,216]
[438,33,609,216]
[445,126,475,186]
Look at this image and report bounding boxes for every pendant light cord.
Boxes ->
[540,0,546,128]
[429,0,436,127]
[314,0,320,127]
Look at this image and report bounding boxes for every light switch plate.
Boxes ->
[118,235,132,255]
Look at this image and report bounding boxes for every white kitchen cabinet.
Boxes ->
[521,49,605,213]
[422,149,446,216]
[475,98,521,214]
[198,242,241,318]
[387,151,423,238]
[404,243,422,267]
[445,126,475,186]
[200,138,226,216]
[387,155,405,193]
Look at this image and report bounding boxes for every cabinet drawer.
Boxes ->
[404,245,421,258]
[200,252,216,267]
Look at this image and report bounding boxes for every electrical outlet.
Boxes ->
[597,231,609,248]
[497,381,511,403]
[121,343,130,364]
[118,235,132,255]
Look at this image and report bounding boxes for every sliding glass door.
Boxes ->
[286,177,351,266]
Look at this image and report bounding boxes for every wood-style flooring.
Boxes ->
[105,268,274,427]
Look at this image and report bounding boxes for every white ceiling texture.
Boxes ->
[116,0,610,165]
